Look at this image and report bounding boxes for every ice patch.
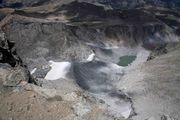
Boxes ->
[30,68,37,75]
[45,60,71,80]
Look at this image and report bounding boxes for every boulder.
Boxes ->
[0,64,29,87]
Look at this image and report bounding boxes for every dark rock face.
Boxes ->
[0,30,37,87]
[0,30,22,67]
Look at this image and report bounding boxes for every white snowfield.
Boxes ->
[87,53,96,61]
[45,60,71,80]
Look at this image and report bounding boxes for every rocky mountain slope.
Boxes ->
[1,0,180,9]
[0,0,180,120]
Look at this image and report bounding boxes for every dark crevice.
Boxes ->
[9,2,23,8]
[0,47,19,67]
[0,35,21,67]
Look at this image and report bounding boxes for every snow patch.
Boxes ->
[45,60,71,80]
[30,68,37,75]
[87,53,96,61]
